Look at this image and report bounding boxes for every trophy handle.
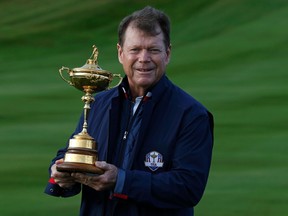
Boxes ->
[109,74,123,89]
[59,66,73,86]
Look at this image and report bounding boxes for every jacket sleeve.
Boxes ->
[44,115,84,197]
[44,177,81,197]
[114,112,214,208]
[43,145,82,197]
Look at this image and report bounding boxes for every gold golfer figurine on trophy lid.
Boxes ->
[57,45,122,174]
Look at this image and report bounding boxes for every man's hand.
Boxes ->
[51,159,76,189]
[71,161,118,191]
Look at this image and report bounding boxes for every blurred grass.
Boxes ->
[1,0,288,215]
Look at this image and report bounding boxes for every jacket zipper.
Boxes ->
[118,97,145,167]
[123,131,128,140]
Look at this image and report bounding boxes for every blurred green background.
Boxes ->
[0,0,287,215]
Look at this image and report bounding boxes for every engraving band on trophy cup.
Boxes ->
[57,45,122,174]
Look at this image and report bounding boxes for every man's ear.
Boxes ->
[117,43,123,64]
[165,44,172,64]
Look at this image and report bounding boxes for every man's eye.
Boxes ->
[150,49,161,54]
[130,48,139,53]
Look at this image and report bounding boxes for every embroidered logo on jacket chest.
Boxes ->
[144,151,164,171]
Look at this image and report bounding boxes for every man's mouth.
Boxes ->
[136,68,153,72]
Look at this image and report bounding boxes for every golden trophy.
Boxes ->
[57,45,122,174]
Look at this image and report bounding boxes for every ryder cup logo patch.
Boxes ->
[144,151,164,171]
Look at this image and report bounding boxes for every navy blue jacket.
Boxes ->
[45,75,214,216]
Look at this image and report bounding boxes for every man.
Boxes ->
[45,6,214,216]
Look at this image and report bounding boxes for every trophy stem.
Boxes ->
[81,87,95,134]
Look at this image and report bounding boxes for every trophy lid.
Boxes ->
[72,45,112,77]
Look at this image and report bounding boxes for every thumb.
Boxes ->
[55,158,64,165]
[95,161,108,170]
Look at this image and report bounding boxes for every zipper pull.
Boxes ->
[123,131,128,140]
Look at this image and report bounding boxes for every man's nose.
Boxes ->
[138,50,150,62]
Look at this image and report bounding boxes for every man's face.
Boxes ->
[117,25,171,96]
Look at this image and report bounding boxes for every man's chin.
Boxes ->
[136,79,155,88]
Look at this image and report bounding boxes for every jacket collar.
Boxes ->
[117,74,170,102]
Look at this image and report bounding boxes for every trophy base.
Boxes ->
[56,131,104,174]
[57,162,104,174]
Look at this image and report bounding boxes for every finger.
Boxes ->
[57,179,76,189]
[52,171,72,179]
[51,159,64,176]
[54,177,75,185]
[59,183,75,189]
[71,172,90,185]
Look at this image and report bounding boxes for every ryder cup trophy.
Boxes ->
[56,45,122,174]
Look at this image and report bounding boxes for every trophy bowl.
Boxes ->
[56,45,122,174]
[59,44,119,92]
